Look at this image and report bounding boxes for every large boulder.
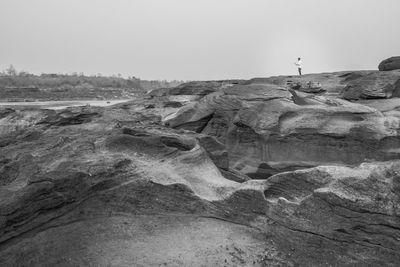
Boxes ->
[379,56,400,71]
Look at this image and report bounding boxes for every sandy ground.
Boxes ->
[0,214,286,267]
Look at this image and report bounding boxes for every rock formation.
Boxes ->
[1,71,400,266]
[379,56,400,71]
[165,82,400,178]
[341,70,400,100]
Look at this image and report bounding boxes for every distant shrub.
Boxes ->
[0,66,184,92]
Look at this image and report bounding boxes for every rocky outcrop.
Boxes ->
[237,161,400,266]
[0,106,242,262]
[249,70,400,100]
[379,56,400,71]
[248,71,369,95]
[165,82,400,178]
[149,80,244,97]
[289,80,325,93]
[2,70,400,266]
[341,70,400,100]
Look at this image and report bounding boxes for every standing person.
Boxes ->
[295,57,302,75]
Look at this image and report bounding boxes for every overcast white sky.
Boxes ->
[1,0,400,80]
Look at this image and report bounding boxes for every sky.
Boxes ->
[1,0,400,80]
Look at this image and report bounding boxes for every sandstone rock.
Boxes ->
[0,106,238,246]
[289,80,325,93]
[1,102,278,266]
[379,56,400,71]
[260,161,400,265]
[196,134,228,170]
[248,71,369,95]
[357,98,400,112]
[164,83,292,131]
[165,82,400,178]
[148,80,243,97]
[341,70,400,100]
[219,168,251,183]
[2,71,400,266]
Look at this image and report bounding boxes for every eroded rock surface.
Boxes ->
[248,71,371,95]
[1,72,400,266]
[165,82,400,178]
[250,70,400,101]
[242,161,400,266]
[341,70,400,100]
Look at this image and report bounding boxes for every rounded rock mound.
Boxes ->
[378,56,400,71]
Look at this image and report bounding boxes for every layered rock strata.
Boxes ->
[1,72,400,266]
[165,82,400,178]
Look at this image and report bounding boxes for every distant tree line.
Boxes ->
[0,65,184,91]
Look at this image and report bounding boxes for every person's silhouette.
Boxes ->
[295,57,302,75]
